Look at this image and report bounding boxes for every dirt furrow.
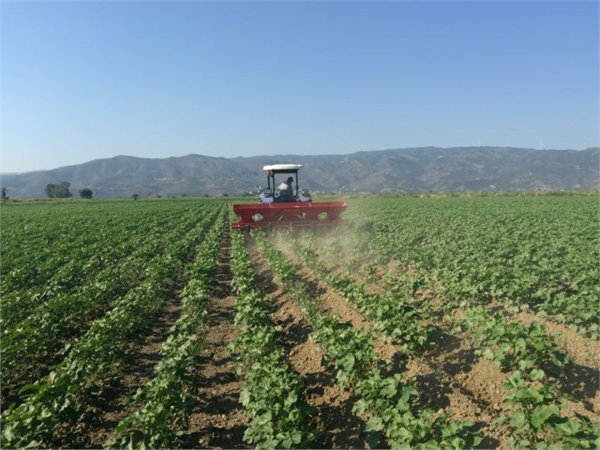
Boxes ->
[246,238,366,449]
[371,267,600,420]
[181,227,247,449]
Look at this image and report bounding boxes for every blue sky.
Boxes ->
[1,1,598,173]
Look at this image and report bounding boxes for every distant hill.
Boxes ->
[1,147,598,198]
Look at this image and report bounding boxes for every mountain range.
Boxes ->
[1,146,598,199]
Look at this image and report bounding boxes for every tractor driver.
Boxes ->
[277,176,295,198]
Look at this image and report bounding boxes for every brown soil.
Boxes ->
[180,226,248,449]
[473,300,600,418]
[246,238,367,449]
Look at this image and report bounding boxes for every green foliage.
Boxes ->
[106,214,225,449]
[45,181,73,198]
[354,369,482,450]
[3,195,597,450]
[463,306,568,374]
[1,258,179,448]
[323,196,599,449]
[312,313,376,386]
[347,195,599,337]
[79,188,93,199]
[106,330,201,449]
[48,181,72,198]
[0,200,229,449]
[502,370,600,449]
[294,241,433,351]
[240,351,315,449]
[229,229,316,449]
[1,204,222,401]
[254,229,482,449]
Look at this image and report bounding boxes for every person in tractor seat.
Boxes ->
[276,176,295,200]
[298,188,312,202]
[259,188,274,204]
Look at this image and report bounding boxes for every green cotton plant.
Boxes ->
[240,351,316,450]
[232,290,273,327]
[292,239,433,352]
[104,216,225,450]
[1,266,176,450]
[105,329,204,449]
[262,219,485,450]
[229,322,282,364]
[349,195,600,338]
[501,370,600,449]
[253,231,297,285]
[311,313,376,386]
[463,306,568,374]
[229,229,316,450]
[353,368,482,450]
[2,247,175,400]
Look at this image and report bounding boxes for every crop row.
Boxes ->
[106,212,226,449]
[290,235,433,352]
[1,206,226,449]
[2,204,218,328]
[459,306,599,449]
[1,205,223,400]
[297,230,600,449]
[1,203,188,296]
[228,228,315,449]
[345,196,599,336]
[253,231,481,449]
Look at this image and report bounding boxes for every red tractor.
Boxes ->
[232,164,347,231]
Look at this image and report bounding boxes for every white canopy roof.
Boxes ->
[263,164,302,171]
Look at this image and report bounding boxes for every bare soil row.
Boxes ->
[181,226,247,449]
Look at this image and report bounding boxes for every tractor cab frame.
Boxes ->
[265,164,301,203]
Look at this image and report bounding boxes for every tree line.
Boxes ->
[0,183,219,200]
[45,182,93,199]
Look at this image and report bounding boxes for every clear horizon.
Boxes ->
[2,1,599,173]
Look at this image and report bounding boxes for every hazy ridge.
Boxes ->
[1,146,598,198]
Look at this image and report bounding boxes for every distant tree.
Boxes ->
[56,182,72,198]
[1,186,7,200]
[222,193,229,197]
[79,188,93,199]
[45,182,72,198]
[45,184,56,198]
[132,193,139,200]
